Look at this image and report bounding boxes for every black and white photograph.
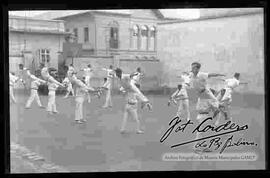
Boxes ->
[7,8,265,172]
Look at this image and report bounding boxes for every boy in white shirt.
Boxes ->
[68,64,75,73]
[40,64,64,87]
[80,64,93,103]
[96,77,109,96]
[168,76,191,121]
[115,68,152,134]
[102,65,115,108]
[18,64,40,85]
[188,62,225,153]
[67,66,77,81]
[215,73,248,125]
[188,62,226,119]
[25,77,47,109]
[47,72,60,114]
[9,72,24,103]
[74,76,99,124]
[62,76,74,98]
[130,67,143,89]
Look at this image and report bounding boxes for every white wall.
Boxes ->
[158,13,264,94]
[9,32,65,70]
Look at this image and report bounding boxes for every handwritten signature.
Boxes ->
[195,135,257,154]
[160,116,257,153]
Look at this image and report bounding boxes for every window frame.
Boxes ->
[84,27,89,43]
[73,28,78,42]
[150,26,156,38]
[39,49,50,64]
[109,27,119,49]
[149,26,156,51]
[141,25,149,37]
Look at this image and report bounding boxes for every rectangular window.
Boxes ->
[39,49,50,64]
[73,28,78,42]
[45,49,50,63]
[84,27,89,42]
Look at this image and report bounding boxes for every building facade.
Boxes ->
[9,15,68,74]
[55,10,162,60]
[52,10,165,90]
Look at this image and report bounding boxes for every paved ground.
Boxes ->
[10,142,67,173]
[10,90,265,172]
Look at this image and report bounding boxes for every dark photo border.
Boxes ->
[1,0,269,176]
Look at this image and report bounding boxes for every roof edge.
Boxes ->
[9,15,65,22]
[158,9,263,25]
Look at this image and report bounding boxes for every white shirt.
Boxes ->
[18,67,31,81]
[225,78,240,90]
[69,66,75,72]
[83,67,93,77]
[120,74,148,103]
[132,72,142,84]
[31,80,41,90]
[10,73,18,87]
[18,68,25,79]
[62,77,70,84]
[48,82,59,91]
[189,71,209,92]
[75,85,88,97]
[103,68,114,78]
[41,67,49,78]
[62,77,71,87]
[67,70,75,78]
[126,92,140,105]
[172,86,188,101]
[181,74,191,85]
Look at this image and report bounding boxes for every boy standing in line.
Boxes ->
[115,68,152,134]
[47,72,61,115]
[25,76,47,109]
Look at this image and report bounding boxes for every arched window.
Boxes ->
[141,25,149,50]
[109,21,119,49]
[131,25,139,50]
[149,26,156,51]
